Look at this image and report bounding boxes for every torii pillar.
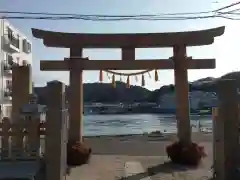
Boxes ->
[68,48,84,142]
[173,45,191,144]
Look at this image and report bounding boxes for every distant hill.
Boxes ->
[148,71,240,102]
[34,71,240,104]
[34,81,151,104]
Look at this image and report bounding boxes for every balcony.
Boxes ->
[22,39,31,54]
[2,27,20,53]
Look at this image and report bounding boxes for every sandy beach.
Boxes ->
[67,132,213,180]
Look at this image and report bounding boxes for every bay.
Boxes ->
[83,114,212,136]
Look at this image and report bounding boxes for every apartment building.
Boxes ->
[0,19,32,117]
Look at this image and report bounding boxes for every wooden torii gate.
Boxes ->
[32,26,225,144]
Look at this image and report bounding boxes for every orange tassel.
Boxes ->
[126,76,130,88]
[99,70,103,82]
[112,74,116,88]
[141,74,145,86]
[155,69,158,81]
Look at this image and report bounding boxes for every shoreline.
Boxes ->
[84,113,212,116]
[83,131,212,139]
[83,132,213,156]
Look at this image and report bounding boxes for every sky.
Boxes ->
[0,0,239,90]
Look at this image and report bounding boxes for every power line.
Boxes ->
[218,7,240,14]
[1,1,240,17]
[214,1,240,12]
[0,1,240,21]
[0,16,224,21]
[0,10,215,17]
[1,14,238,21]
[2,14,240,21]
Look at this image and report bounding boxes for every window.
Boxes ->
[6,80,12,90]
[6,27,19,48]
[22,39,31,53]
[27,42,31,52]
[7,27,13,40]
[6,80,11,85]
[7,54,13,65]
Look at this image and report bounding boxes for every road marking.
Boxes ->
[124,161,151,180]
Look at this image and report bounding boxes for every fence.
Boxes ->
[0,80,69,180]
[0,117,45,161]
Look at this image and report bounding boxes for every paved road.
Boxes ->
[67,154,212,180]
[67,139,213,180]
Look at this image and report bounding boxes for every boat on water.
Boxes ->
[98,107,128,115]
[196,109,212,115]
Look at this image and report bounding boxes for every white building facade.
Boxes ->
[0,19,32,117]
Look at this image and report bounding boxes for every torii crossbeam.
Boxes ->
[32,26,225,144]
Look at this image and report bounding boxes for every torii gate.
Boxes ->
[32,26,225,144]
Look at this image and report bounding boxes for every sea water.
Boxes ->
[83,114,212,136]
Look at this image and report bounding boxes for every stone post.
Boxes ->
[45,81,67,180]
[212,107,218,177]
[215,79,239,180]
[68,48,84,142]
[173,45,191,144]
[12,65,32,122]
[11,65,32,150]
